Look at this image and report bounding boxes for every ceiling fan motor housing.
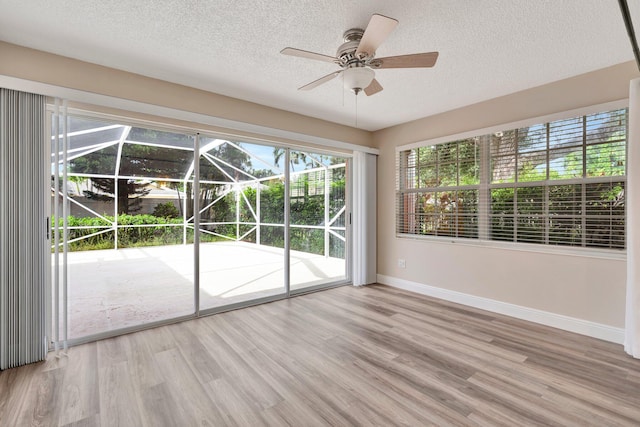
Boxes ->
[338,28,370,65]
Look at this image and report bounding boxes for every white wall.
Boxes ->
[374,61,640,342]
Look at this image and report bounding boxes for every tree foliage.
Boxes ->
[83,178,150,214]
[61,123,348,256]
[152,202,180,219]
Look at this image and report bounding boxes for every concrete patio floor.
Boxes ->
[57,241,346,339]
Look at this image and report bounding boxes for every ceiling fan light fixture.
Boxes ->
[343,67,374,94]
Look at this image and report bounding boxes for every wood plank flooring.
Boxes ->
[2,284,640,426]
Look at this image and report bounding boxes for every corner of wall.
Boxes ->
[377,274,625,344]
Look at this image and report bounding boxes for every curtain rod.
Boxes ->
[618,0,640,72]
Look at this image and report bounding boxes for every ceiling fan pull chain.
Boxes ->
[342,73,345,107]
[355,93,358,128]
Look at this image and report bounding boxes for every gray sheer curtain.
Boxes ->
[0,88,48,370]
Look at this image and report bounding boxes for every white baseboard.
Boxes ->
[377,274,625,344]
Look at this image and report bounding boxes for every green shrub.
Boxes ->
[152,202,180,218]
[54,175,347,258]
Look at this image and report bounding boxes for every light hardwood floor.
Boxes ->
[2,284,640,426]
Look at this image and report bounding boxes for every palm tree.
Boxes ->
[273,148,310,171]
[67,175,86,195]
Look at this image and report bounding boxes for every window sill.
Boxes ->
[395,233,626,261]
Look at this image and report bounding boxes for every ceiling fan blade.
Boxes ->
[281,47,338,64]
[372,52,439,69]
[364,79,383,96]
[355,14,398,58]
[299,71,342,91]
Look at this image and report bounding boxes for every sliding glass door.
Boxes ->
[51,113,195,341]
[288,150,348,292]
[197,137,287,310]
[51,108,351,344]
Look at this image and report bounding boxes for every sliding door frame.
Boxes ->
[49,106,353,348]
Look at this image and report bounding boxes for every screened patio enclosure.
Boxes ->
[51,112,349,342]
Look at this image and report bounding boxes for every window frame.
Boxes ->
[395,100,628,258]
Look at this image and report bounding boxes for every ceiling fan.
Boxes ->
[281,14,439,96]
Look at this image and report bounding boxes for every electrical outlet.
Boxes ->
[397,259,406,268]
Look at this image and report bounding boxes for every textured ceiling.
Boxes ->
[0,0,638,131]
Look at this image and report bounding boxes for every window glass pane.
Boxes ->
[517,150,547,182]
[438,162,457,186]
[67,127,124,153]
[397,193,418,234]
[260,177,285,225]
[518,124,546,153]
[67,115,118,134]
[120,143,193,180]
[234,187,255,226]
[56,116,127,156]
[329,166,346,227]
[81,177,153,215]
[199,183,235,239]
[491,188,514,241]
[437,142,457,186]
[586,110,626,145]
[68,145,118,175]
[516,186,544,215]
[415,214,436,236]
[55,116,196,340]
[127,127,193,149]
[585,141,626,177]
[418,192,437,235]
[457,190,479,238]
[491,131,517,183]
[288,150,347,291]
[289,228,324,253]
[418,145,437,165]
[585,181,624,213]
[239,142,283,178]
[585,218,625,249]
[549,217,582,246]
[549,116,583,149]
[584,181,625,248]
[290,169,324,226]
[549,184,581,216]
[418,164,437,188]
[437,141,457,163]
[199,155,232,183]
[516,125,547,182]
[490,217,514,241]
[200,139,255,183]
[65,228,115,251]
[330,232,345,258]
[492,188,515,213]
[400,150,419,190]
[459,139,480,185]
[550,146,583,179]
[517,217,545,243]
[434,191,455,236]
[516,186,545,243]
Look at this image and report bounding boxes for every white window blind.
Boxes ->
[397,139,480,239]
[397,108,627,250]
